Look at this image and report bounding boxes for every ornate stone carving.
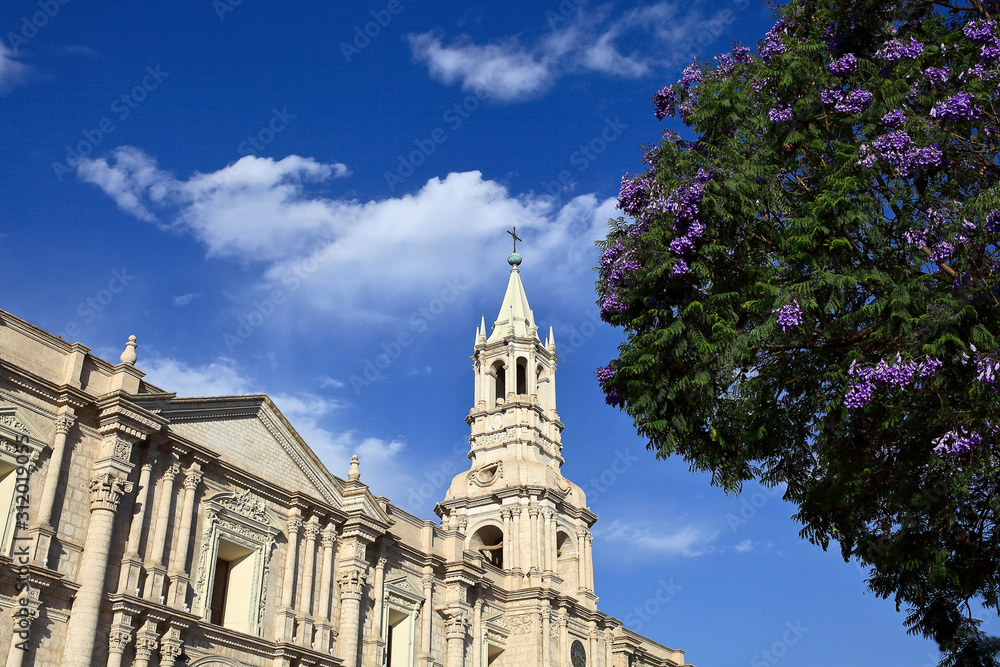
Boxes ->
[421,575,434,591]
[508,614,534,635]
[528,506,540,518]
[135,619,159,660]
[354,541,366,559]
[469,461,503,487]
[161,462,181,482]
[510,506,522,518]
[219,488,266,521]
[376,556,387,570]
[108,629,132,655]
[303,521,321,541]
[182,468,203,490]
[160,624,184,659]
[54,413,76,435]
[444,609,469,637]
[0,414,29,433]
[321,526,337,548]
[287,515,303,534]
[88,472,133,512]
[338,568,367,599]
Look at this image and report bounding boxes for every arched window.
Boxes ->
[536,365,548,407]
[471,524,504,569]
[516,357,527,395]
[556,531,578,589]
[492,361,506,405]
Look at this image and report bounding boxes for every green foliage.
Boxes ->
[596,1,1000,663]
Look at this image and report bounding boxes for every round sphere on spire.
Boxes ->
[507,252,522,267]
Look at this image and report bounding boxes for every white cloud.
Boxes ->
[142,355,253,396]
[408,2,731,102]
[77,146,613,323]
[408,33,554,101]
[173,293,198,306]
[734,539,754,553]
[596,519,719,557]
[0,44,32,96]
[318,376,345,389]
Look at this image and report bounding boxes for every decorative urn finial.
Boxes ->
[348,454,361,482]
[120,335,138,365]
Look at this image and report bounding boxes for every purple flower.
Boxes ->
[932,428,982,455]
[773,301,803,331]
[600,291,628,318]
[769,103,793,123]
[596,364,615,384]
[681,65,703,86]
[670,235,695,254]
[954,220,976,245]
[844,354,943,408]
[903,226,929,248]
[672,258,689,275]
[876,37,924,61]
[600,241,625,269]
[618,175,649,216]
[981,41,1000,62]
[758,19,788,61]
[733,45,753,64]
[820,89,842,105]
[923,66,949,84]
[608,257,640,286]
[985,210,1000,233]
[663,182,703,221]
[930,241,955,263]
[964,19,996,43]
[857,132,942,178]
[652,86,676,120]
[715,53,736,75]
[834,89,873,113]
[882,109,906,127]
[605,388,623,407]
[829,54,857,75]
[695,168,713,183]
[930,93,982,120]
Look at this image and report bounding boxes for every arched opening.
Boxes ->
[516,357,527,395]
[556,530,578,589]
[471,524,504,569]
[492,361,506,405]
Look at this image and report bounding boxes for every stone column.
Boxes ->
[588,622,599,667]
[528,505,540,572]
[298,517,320,646]
[60,472,134,667]
[133,618,159,667]
[160,624,185,664]
[105,610,133,667]
[557,605,569,667]
[444,610,468,667]
[499,509,511,570]
[510,507,522,571]
[604,627,614,667]
[337,567,367,667]
[576,528,587,590]
[541,609,551,667]
[118,444,157,594]
[542,509,553,572]
[419,574,434,662]
[471,598,484,667]
[5,590,41,667]
[144,459,181,600]
[279,512,302,641]
[168,465,202,608]
[316,524,337,652]
[584,531,594,591]
[30,411,75,564]
[366,554,387,666]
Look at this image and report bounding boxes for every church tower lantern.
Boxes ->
[437,233,598,607]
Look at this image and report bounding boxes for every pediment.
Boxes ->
[0,404,48,449]
[156,395,345,509]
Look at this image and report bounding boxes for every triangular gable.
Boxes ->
[160,395,343,509]
[0,404,47,447]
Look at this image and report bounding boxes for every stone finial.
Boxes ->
[120,335,138,365]
[348,454,361,482]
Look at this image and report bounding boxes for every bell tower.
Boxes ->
[437,239,598,606]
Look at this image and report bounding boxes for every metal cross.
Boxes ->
[507,227,522,253]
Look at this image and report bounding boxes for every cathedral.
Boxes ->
[0,251,692,667]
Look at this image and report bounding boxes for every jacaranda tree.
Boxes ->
[595,1,1000,663]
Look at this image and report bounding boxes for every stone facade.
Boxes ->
[0,260,692,667]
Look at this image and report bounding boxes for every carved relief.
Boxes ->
[338,568,367,599]
[508,614,534,635]
[219,488,267,522]
[88,472,134,512]
[469,461,503,488]
[0,414,29,433]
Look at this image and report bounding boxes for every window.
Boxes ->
[194,489,280,637]
[492,362,506,405]
[471,525,504,569]
[381,576,423,667]
[556,531,579,589]
[209,539,255,632]
[0,461,17,556]
[516,358,527,395]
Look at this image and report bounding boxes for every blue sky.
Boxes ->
[0,0,966,664]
